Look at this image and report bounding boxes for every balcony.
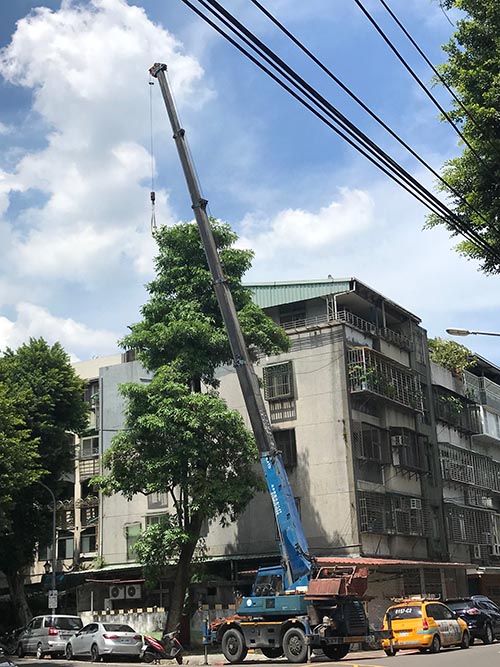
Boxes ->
[348,347,423,411]
[445,502,495,545]
[79,458,100,481]
[440,442,500,494]
[434,388,480,434]
[358,491,430,537]
[464,371,500,413]
[280,309,412,351]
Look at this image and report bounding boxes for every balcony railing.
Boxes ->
[79,458,100,480]
[348,347,423,411]
[76,495,99,509]
[464,371,500,412]
[280,309,412,351]
[81,506,99,527]
[440,442,500,494]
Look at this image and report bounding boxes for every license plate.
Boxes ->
[120,638,134,644]
[398,632,409,637]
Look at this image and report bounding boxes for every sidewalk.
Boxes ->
[182,648,384,665]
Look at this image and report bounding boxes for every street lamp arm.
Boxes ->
[446,328,500,338]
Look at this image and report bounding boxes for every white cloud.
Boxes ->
[0,302,119,360]
[0,0,205,285]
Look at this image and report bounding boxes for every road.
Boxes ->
[9,643,500,667]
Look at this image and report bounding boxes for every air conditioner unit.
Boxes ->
[410,498,422,510]
[491,544,500,557]
[109,584,125,600]
[103,598,113,611]
[125,584,142,600]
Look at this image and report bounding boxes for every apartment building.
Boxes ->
[434,355,500,598]
[29,277,477,618]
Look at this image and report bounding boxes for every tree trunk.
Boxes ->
[166,512,204,633]
[7,569,32,626]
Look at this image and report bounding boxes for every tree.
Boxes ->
[427,0,500,273]
[428,337,475,375]
[99,220,289,631]
[0,339,88,625]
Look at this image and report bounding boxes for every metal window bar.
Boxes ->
[358,491,429,537]
[439,442,500,493]
[390,428,428,473]
[434,388,480,433]
[348,347,423,411]
[79,458,100,480]
[445,503,494,544]
[263,362,294,400]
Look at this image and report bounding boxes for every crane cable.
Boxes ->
[149,75,157,233]
[180,0,500,266]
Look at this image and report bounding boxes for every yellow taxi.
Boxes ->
[381,598,470,656]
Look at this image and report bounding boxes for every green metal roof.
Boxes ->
[246,278,353,309]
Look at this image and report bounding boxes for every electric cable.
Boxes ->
[248,0,498,251]
[376,0,495,151]
[353,0,487,168]
[179,0,500,266]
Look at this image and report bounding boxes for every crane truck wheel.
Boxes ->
[221,628,248,663]
[261,647,284,659]
[283,627,308,663]
[322,644,350,661]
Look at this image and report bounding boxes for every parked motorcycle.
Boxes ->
[0,647,17,667]
[141,630,183,664]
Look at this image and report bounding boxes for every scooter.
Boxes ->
[141,631,183,664]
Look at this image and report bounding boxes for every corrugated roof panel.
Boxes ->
[246,278,353,309]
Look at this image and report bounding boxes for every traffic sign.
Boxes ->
[48,589,58,609]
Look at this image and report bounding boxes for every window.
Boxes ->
[147,492,168,509]
[38,544,53,561]
[32,618,43,629]
[279,301,306,328]
[80,436,99,458]
[273,429,297,468]
[57,534,74,560]
[125,523,142,561]
[146,514,168,526]
[390,428,427,472]
[83,380,99,405]
[81,528,97,554]
[263,362,294,400]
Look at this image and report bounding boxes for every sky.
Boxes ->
[0,0,499,365]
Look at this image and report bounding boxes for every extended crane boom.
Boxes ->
[149,63,311,589]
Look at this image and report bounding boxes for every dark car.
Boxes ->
[445,596,500,644]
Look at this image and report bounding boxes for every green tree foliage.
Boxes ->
[428,337,475,375]
[427,0,500,272]
[0,339,88,624]
[100,220,288,630]
[0,384,41,532]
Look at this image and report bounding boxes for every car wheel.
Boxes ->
[283,627,308,664]
[429,635,441,654]
[66,644,74,660]
[469,636,475,646]
[221,629,248,664]
[483,624,494,644]
[142,650,155,664]
[91,644,101,662]
[384,648,397,656]
[460,631,470,649]
[36,643,45,660]
[16,644,24,659]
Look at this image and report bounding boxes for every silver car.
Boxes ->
[17,615,83,658]
[65,622,142,661]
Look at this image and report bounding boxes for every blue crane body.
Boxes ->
[150,61,383,663]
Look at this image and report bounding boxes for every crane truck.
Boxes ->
[150,62,386,663]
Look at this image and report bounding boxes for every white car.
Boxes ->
[65,622,142,661]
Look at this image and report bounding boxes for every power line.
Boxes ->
[247,0,497,257]
[376,0,495,151]
[179,0,500,266]
[353,0,487,168]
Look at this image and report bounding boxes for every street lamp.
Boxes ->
[446,328,500,338]
[38,481,57,614]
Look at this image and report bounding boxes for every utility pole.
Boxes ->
[149,63,277,457]
[38,481,57,614]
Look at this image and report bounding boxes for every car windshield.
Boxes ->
[387,606,422,620]
[103,624,135,633]
[46,617,83,630]
[446,601,476,611]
